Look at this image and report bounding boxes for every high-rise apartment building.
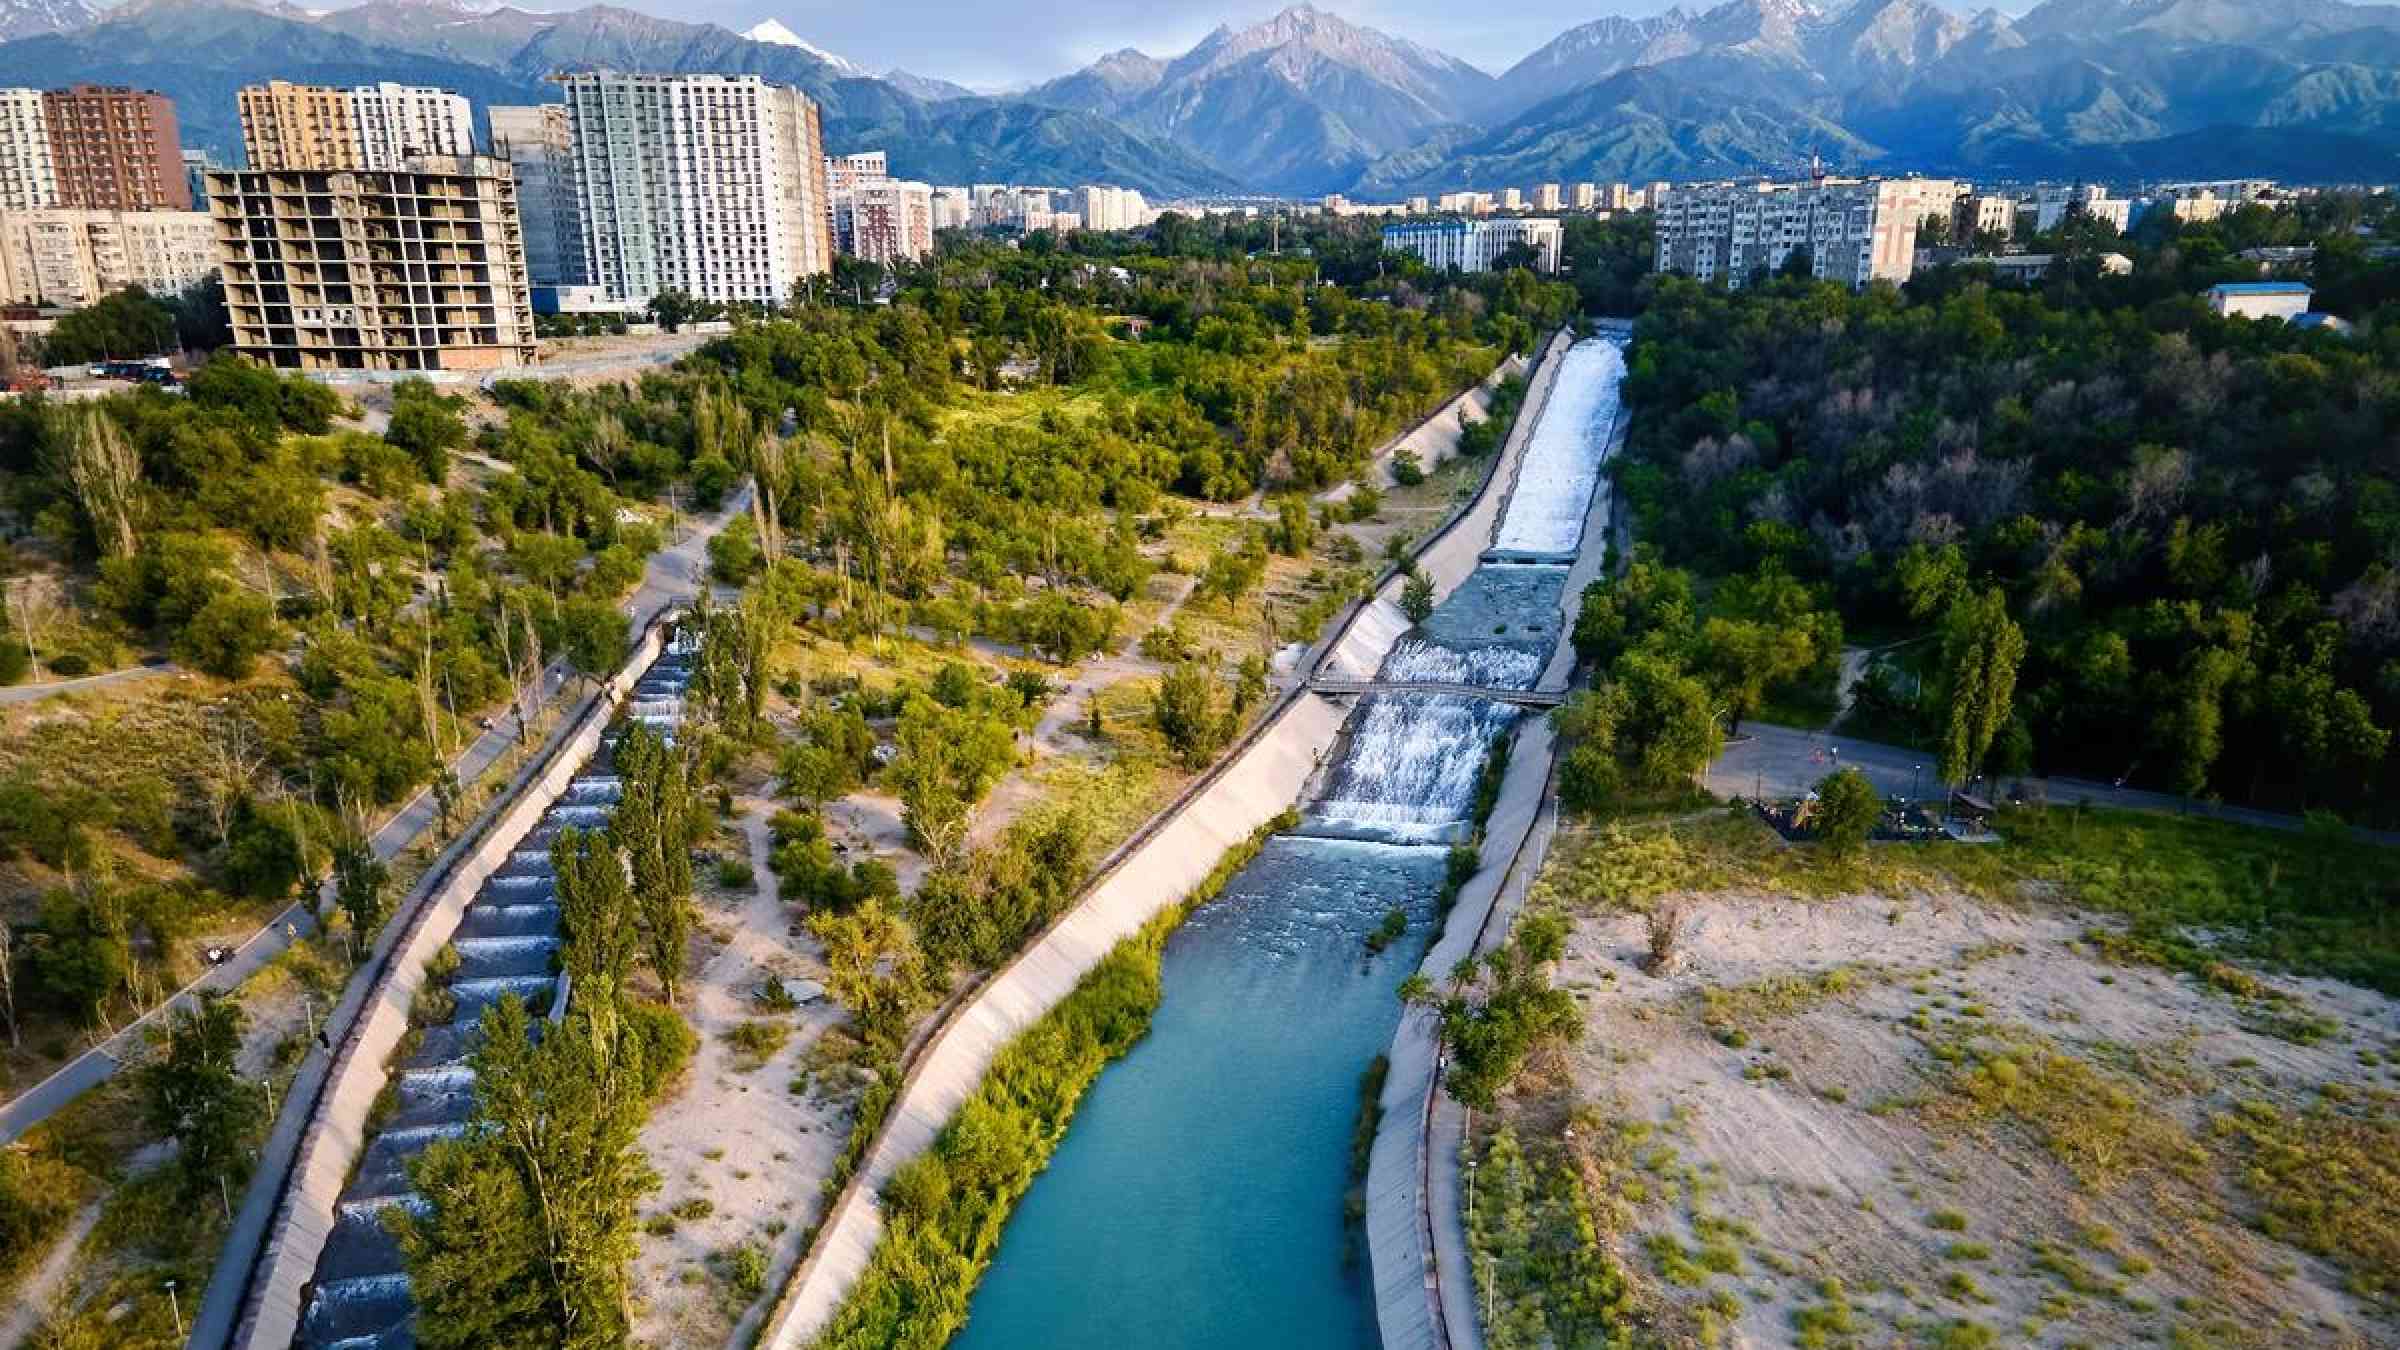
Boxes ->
[43,86,189,210]
[0,207,215,307]
[1382,217,1563,273]
[1954,191,2015,243]
[560,71,832,307]
[835,178,934,264]
[1653,177,1959,289]
[0,85,189,212]
[930,186,970,231]
[238,81,472,172]
[2031,183,2130,235]
[183,149,222,211]
[206,154,535,370]
[489,104,588,289]
[1572,182,1597,210]
[0,88,54,209]
[1076,184,1147,232]
[238,81,357,170]
[1534,183,1562,211]
[824,150,887,195]
[348,83,475,170]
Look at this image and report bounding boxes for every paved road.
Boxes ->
[0,483,753,1147]
[0,659,179,706]
[1707,721,2400,845]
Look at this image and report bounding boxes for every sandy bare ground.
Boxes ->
[1515,860,2397,1349]
[629,804,850,1349]
[820,789,927,897]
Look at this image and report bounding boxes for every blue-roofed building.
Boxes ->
[2205,281,2312,321]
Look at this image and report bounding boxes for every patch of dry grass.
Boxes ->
[2210,1088,2400,1306]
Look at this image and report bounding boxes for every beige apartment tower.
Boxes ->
[206,154,535,371]
[238,81,358,171]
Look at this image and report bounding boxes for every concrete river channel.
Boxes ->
[952,335,1630,1349]
[293,641,700,1349]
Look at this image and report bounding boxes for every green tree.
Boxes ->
[1429,912,1579,1109]
[42,287,176,365]
[552,827,639,1027]
[386,380,468,482]
[1935,588,2025,787]
[559,596,628,688]
[1151,661,1230,768]
[886,695,1016,860]
[611,724,695,1004]
[174,588,280,678]
[395,996,653,1349]
[139,992,260,1197]
[334,832,391,942]
[1810,768,1883,856]
[1400,571,1436,625]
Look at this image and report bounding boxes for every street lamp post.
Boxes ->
[163,1280,183,1338]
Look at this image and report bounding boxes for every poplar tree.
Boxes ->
[1936,587,2026,788]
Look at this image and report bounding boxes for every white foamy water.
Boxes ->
[1305,692,1519,842]
[1492,337,1627,556]
[1380,639,1541,690]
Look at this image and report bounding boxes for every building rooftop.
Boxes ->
[2207,281,2312,295]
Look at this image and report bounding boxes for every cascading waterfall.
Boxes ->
[954,336,1627,1350]
[1381,639,1544,688]
[1297,693,1521,844]
[295,640,698,1350]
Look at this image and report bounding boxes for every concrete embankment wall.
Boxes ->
[223,621,671,1350]
[1318,331,1574,685]
[761,329,1577,1350]
[1365,326,1621,1350]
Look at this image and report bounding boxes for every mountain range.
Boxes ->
[2,0,2399,195]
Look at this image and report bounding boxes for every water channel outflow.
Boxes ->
[293,638,700,1350]
[1486,337,1629,564]
[954,335,1628,1349]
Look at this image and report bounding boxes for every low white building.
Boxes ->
[2206,281,2312,320]
[1972,251,2132,283]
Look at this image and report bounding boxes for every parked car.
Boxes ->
[134,366,180,388]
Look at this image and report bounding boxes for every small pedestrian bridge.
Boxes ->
[1308,677,1567,709]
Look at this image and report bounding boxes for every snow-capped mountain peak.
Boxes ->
[740,17,862,74]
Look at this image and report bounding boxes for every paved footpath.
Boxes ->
[0,484,750,1148]
[0,660,181,707]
